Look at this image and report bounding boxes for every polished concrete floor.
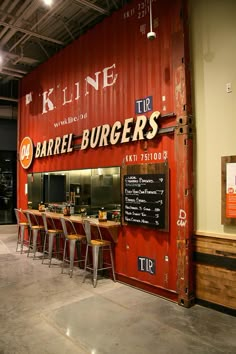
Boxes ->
[0,225,235,354]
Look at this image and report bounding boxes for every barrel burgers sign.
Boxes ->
[19,111,161,169]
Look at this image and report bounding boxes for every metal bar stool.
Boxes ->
[82,219,116,288]
[25,211,45,259]
[14,208,29,254]
[41,213,64,267]
[60,217,86,278]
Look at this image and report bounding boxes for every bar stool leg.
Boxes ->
[109,245,116,282]
[69,239,76,278]
[33,229,39,259]
[16,228,19,252]
[27,229,33,257]
[48,232,56,267]
[16,227,20,252]
[92,245,100,288]
[82,245,89,283]
[61,239,67,274]
[42,233,47,264]
[27,229,41,259]
[20,226,26,254]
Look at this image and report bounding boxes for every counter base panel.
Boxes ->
[116,273,178,303]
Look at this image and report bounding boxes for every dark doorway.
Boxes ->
[0,151,16,224]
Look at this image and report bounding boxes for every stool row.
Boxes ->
[14,208,116,288]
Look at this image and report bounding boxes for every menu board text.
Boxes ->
[124,174,165,228]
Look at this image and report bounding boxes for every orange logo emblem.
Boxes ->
[19,136,34,169]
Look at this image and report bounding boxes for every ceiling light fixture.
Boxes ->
[43,0,53,6]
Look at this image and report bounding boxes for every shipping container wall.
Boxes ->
[18,0,192,301]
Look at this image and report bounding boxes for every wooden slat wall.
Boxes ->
[193,235,236,310]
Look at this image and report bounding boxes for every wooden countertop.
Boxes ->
[24,209,121,243]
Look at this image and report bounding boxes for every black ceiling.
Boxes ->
[0,0,129,112]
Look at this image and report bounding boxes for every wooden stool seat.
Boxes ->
[66,234,85,241]
[91,239,111,246]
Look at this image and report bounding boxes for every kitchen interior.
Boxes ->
[27,166,121,220]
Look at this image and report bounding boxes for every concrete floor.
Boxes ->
[0,225,235,354]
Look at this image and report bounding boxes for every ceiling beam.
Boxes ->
[73,0,109,14]
[0,20,65,45]
[2,66,28,75]
[0,69,23,79]
[0,96,18,103]
[1,50,39,65]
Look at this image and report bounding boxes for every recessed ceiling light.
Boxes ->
[43,0,53,6]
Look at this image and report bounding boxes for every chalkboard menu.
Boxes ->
[124,173,166,228]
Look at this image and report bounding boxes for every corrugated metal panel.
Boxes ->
[18,0,193,300]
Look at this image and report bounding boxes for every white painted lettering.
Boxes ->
[144,97,151,112]
[42,88,55,114]
[103,63,118,87]
[21,144,30,160]
[121,118,133,143]
[62,87,72,105]
[35,142,41,158]
[40,141,47,157]
[110,121,122,145]
[136,100,143,114]
[61,134,69,154]
[85,71,101,95]
[132,115,146,141]
[74,82,80,100]
[99,124,110,147]
[90,127,101,148]
[54,137,61,155]
[67,133,73,152]
[139,257,145,271]
[80,129,90,150]
[146,111,160,139]
[47,139,54,156]
[148,259,154,274]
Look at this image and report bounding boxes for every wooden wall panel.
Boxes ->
[195,264,236,309]
[193,234,236,311]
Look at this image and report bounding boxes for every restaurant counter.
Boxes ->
[24,209,121,243]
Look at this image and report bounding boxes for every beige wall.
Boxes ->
[189,0,236,236]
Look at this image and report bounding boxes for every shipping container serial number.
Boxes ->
[137,1,149,19]
[125,151,168,162]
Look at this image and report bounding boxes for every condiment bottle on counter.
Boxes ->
[38,201,45,211]
[98,207,107,222]
[63,204,71,216]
